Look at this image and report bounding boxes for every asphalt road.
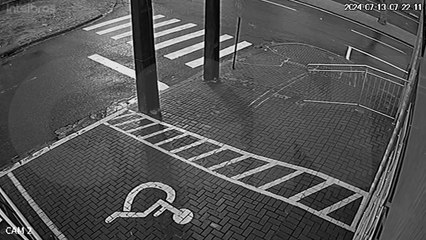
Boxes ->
[0,0,414,168]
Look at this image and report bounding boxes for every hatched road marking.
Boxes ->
[105,110,370,232]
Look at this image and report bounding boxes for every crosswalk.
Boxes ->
[83,14,252,69]
[105,110,369,232]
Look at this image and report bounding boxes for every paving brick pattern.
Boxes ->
[0,125,355,239]
[158,43,393,193]
[106,110,366,231]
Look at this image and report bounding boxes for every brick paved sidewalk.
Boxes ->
[0,43,393,240]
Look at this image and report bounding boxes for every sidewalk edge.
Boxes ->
[0,0,118,59]
[0,103,132,178]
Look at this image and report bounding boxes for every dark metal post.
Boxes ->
[232,17,241,70]
[204,0,220,81]
[130,0,161,119]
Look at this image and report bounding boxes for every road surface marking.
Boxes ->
[208,155,250,171]
[231,162,276,180]
[83,15,132,31]
[349,46,408,73]
[164,34,233,60]
[320,193,363,215]
[154,23,197,38]
[87,54,169,91]
[258,170,304,190]
[154,30,205,50]
[106,110,369,231]
[96,22,131,35]
[154,133,189,146]
[105,182,193,224]
[346,46,352,60]
[0,209,31,240]
[289,180,334,202]
[114,116,146,127]
[140,128,171,139]
[351,29,406,54]
[0,188,42,240]
[111,18,182,39]
[96,16,176,35]
[185,41,252,68]
[259,0,297,11]
[187,147,227,162]
[170,139,207,154]
[8,173,68,240]
[127,122,158,133]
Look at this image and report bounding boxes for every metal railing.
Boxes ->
[306,64,407,119]
[352,1,425,239]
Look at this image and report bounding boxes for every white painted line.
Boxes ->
[249,90,272,107]
[106,121,360,231]
[258,170,303,190]
[289,180,334,202]
[349,46,408,73]
[114,117,146,127]
[231,162,276,180]
[154,23,197,38]
[345,46,352,60]
[0,108,128,178]
[112,18,181,40]
[320,193,363,215]
[87,54,169,91]
[164,34,233,60]
[185,41,252,68]
[139,128,171,139]
[131,111,367,196]
[351,30,406,54]
[170,139,206,154]
[154,133,189,146]
[8,173,68,240]
[96,15,169,35]
[96,22,131,35]
[83,15,132,31]
[259,0,297,11]
[154,30,205,50]
[187,146,226,162]
[127,122,158,134]
[0,188,42,240]
[208,155,250,171]
[0,209,30,240]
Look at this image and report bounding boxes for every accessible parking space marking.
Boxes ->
[8,173,68,240]
[105,110,370,232]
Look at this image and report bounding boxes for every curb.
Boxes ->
[0,97,137,175]
[0,0,118,59]
[292,0,415,47]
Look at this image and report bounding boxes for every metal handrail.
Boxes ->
[307,63,408,82]
[353,0,425,238]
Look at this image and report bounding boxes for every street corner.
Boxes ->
[0,109,361,239]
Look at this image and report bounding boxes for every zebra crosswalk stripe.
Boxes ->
[95,15,169,35]
[87,54,169,91]
[112,18,181,39]
[154,30,205,50]
[164,34,233,60]
[83,15,132,31]
[185,41,252,68]
[154,23,197,38]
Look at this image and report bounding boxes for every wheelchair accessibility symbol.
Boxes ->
[105,182,193,224]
